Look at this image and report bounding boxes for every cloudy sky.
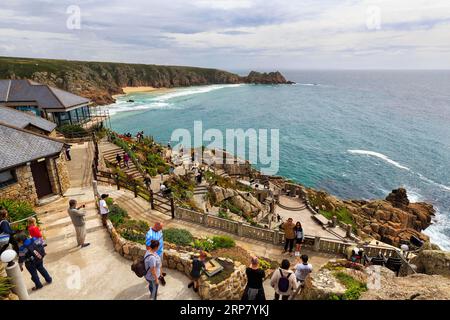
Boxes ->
[1,0,450,70]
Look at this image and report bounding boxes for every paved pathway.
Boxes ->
[275,195,347,239]
[25,141,198,300]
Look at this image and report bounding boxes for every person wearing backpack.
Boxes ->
[16,232,52,291]
[0,209,19,254]
[144,239,162,300]
[270,259,298,300]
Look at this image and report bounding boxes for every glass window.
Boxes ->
[0,170,17,188]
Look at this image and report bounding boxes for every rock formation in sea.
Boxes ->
[305,187,435,247]
[0,57,293,105]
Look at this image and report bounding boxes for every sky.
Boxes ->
[1,0,450,70]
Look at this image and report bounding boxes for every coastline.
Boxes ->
[112,86,171,98]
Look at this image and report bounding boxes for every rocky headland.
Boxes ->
[0,57,293,105]
[305,187,435,247]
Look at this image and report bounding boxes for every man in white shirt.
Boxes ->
[294,254,313,286]
[99,194,110,227]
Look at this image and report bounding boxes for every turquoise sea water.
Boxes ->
[106,71,450,249]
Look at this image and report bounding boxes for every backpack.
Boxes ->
[277,269,292,293]
[131,254,152,278]
[0,221,10,247]
[26,239,46,263]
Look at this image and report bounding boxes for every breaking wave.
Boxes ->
[347,149,410,171]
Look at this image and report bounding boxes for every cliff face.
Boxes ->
[0,57,292,105]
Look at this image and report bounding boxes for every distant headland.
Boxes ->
[0,56,293,105]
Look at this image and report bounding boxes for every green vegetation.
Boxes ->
[220,200,244,216]
[329,272,368,300]
[320,208,355,229]
[0,199,35,230]
[192,235,236,252]
[0,266,13,299]
[108,204,128,227]
[57,124,88,137]
[164,228,194,246]
[118,219,149,245]
[211,235,235,249]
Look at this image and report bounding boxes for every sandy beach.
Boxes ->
[112,86,170,98]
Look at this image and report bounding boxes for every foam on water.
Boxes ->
[347,150,410,171]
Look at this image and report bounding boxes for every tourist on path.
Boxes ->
[0,209,19,254]
[281,218,296,256]
[123,152,130,168]
[294,254,313,287]
[188,251,206,292]
[99,194,110,227]
[241,256,266,301]
[145,239,161,300]
[115,153,122,167]
[28,217,43,240]
[65,145,71,161]
[270,259,298,300]
[294,221,304,256]
[67,199,90,248]
[144,172,152,191]
[145,222,166,285]
[17,233,52,291]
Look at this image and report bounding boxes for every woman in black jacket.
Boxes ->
[0,209,19,254]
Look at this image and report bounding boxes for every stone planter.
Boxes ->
[105,219,248,300]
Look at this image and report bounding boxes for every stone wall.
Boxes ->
[105,219,247,300]
[46,154,70,195]
[0,165,38,205]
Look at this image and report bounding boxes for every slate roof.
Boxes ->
[0,106,56,132]
[0,79,90,110]
[0,122,64,170]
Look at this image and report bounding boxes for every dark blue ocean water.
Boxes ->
[107,71,450,249]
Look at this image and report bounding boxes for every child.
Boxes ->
[27,217,43,240]
[188,251,206,292]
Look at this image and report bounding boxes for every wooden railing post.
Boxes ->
[92,163,97,180]
[133,182,138,198]
[149,190,154,209]
[314,236,321,252]
[170,197,175,219]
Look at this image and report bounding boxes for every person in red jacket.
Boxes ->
[27,217,43,239]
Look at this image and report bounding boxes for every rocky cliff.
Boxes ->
[0,57,292,105]
[305,187,435,247]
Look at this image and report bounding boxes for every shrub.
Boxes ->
[212,235,235,249]
[105,197,114,207]
[118,219,149,245]
[164,228,194,246]
[58,124,88,136]
[0,266,13,299]
[333,272,368,300]
[193,238,215,252]
[258,258,272,271]
[0,199,35,230]
[108,204,128,227]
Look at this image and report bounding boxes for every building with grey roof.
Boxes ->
[0,122,70,204]
[0,106,56,134]
[0,79,92,126]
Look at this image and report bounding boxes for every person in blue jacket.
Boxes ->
[17,233,52,291]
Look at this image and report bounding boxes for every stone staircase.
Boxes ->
[193,184,208,196]
[101,144,142,180]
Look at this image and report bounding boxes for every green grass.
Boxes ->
[330,272,368,300]
[320,208,355,227]
[164,228,194,246]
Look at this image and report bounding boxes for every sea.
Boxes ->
[105,70,450,250]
